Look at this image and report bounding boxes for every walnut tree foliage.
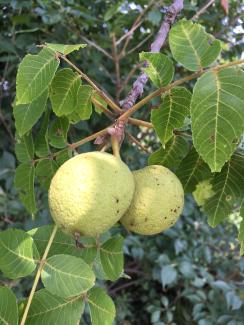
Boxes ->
[0,1,244,324]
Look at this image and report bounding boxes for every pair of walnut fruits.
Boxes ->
[48,151,184,237]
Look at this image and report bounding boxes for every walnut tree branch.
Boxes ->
[121,0,184,112]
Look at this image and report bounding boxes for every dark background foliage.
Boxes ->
[0,0,243,324]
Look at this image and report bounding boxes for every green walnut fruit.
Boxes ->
[48,151,135,237]
[120,165,184,235]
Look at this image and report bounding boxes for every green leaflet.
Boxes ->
[76,85,93,120]
[0,287,18,325]
[25,289,84,325]
[15,133,34,163]
[14,90,48,137]
[148,135,189,169]
[100,235,124,281]
[41,254,95,298]
[87,287,116,325]
[169,19,221,71]
[34,110,50,157]
[35,159,59,189]
[0,228,38,279]
[48,116,69,149]
[151,87,191,144]
[28,225,97,265]
[50,68,81,116]
[140,52,174,88]
[191,67,244,172]
[204,152,244,227]
[14,162,36,214]
[16,48,59,104]
[176,147,211,193]
[45,43,86,55]
[92,91,107,115]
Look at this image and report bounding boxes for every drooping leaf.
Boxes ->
[176,147,211,193]
[0,228,38,279]
[15,133,34,163]
[204,152,244,227]
[48,117,69,148]
[92,92,107,115]
[14,90,48,137]
[169,19,221,71]
[34,110,50,157]
[14,162,36,214]
[28,225,97,265]
[151,87,191,144]
[25,289,84,325]
[41,254,95,298]
[0,286,18,325]
[35,159,58,189]
[76,85,93,120]
[16,48,59,104]
[50,68,81,116]
[45,43,86,55]
[148,135,189,169]
[140,52,174,88]
[87,287,116,325]
[191,67,244,172]
[100,235,124,281]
